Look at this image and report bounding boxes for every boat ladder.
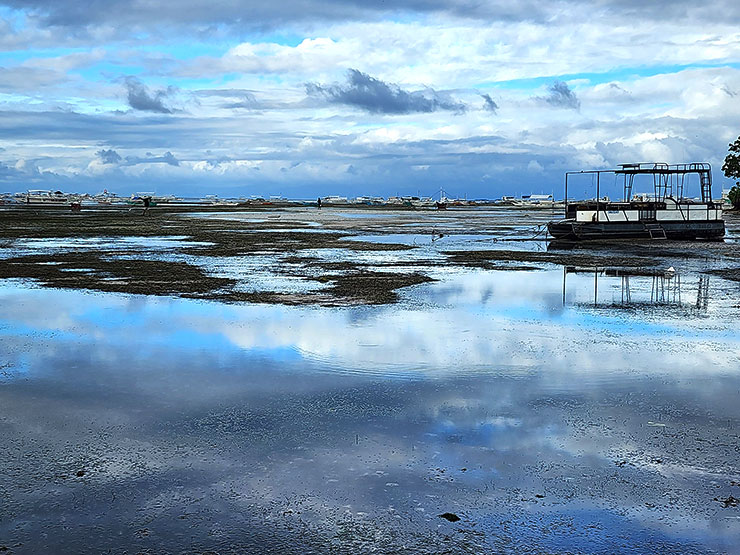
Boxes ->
[644,222,667,240]
[699,170,712,202]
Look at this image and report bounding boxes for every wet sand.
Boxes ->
[1,206,740,553]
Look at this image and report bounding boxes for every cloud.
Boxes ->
[541,80,580,110]
[526,159,544,172]
[602,83,633,101]
[0,156,66,185]
[0,1,554,33]
[14,158,43,175]
[480,93,498,113]
[96,149,122,164]
[0,62,738,198]
[223,92,260,109]
[125,151,180,166]
[0,66,67,91]
[21,49,106,72]
[306,69,466,114]
[8,0,740,39]
[192,89,277,110]
[609,83,629,94]
[124,76,176,114]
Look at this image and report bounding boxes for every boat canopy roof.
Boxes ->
[565,162,713,203]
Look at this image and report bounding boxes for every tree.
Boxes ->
[729,186,740,210]
[722,136,740,209]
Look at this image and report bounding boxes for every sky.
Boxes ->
[1,0,739,199]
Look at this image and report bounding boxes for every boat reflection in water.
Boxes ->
[562,266,710,311]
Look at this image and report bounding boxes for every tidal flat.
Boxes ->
[1,206,740,553]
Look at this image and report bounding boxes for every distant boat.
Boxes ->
[498,194,556,208]
[24,190,69,205]
[205,195,239,206]
[322,196,348,205]
[520,194,555,207]
[93,190,119,205]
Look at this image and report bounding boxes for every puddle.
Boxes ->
[12,235,212,251]
[198,254,331,294]
[239,227,338,234]
[333,211,403,219]
[344,233,499,246]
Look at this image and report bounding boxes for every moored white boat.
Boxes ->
[24,190,70,205]
[548,163,725,240]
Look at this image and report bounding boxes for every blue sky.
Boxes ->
[1,1,739,199]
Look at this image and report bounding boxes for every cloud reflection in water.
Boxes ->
[1,268,740,552]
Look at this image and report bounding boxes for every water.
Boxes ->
[0,236,214,258]
[2,261,740,553]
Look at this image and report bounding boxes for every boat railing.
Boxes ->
[615,162,711,174]
[564,162,714,215]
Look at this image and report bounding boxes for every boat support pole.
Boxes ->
[562,266,567,306]
[596,172,600,222]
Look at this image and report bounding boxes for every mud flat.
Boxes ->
[1,206,740,553]
[0,208,435,305]
[1,207,738,305]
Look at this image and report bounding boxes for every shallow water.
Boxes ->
[0,236,214,259]
[2,259,740,553]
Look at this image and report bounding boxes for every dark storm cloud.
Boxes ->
[541,80,580,110]
[306,69,466,115]
[124,76,176,114]
[96,148,121,164]
[480,93,498,113]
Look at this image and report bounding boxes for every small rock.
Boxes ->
[439,512,461,522]
[715,496,739,508]
[76,470,85,477]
